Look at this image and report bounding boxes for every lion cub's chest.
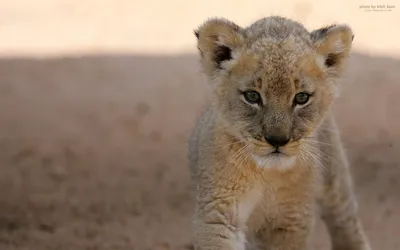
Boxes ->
[233,163,317,233]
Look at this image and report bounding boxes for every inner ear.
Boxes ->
[214,45,232,69]
[325,53,338,67]
[311,24,353,72]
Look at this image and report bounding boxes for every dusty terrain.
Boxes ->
[0,53,399,250]
[0,1,399,250]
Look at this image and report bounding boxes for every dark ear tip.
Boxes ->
[351,35,355,41]
[194,30,199,39]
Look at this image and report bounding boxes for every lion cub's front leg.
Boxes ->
[192,170,263,250]
[256,225,312,250]
[192,201,246,250]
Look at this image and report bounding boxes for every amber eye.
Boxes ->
[243,91,261,104]
[294,92,310,105]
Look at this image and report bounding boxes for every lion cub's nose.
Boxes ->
[265,135,290,148]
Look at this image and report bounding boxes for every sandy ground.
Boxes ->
[0,1,399,250]
[0,53,399,250]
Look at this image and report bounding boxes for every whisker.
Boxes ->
[302,139,335,148]
[200,141,244,150]
[299,143,325,172]
[220,144,250,182]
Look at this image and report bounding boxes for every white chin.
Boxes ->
[252,154,296,170]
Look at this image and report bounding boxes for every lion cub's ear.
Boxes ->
[194,18,245,77]
[310,24,354,76]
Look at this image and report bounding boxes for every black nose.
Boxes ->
[265,135,290,147]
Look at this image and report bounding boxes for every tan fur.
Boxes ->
[188,16,371,250]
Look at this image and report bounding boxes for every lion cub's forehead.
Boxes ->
[240,16,316,79]
[244,16,312,44]
[229,19,324,90]
[232,40,321,90]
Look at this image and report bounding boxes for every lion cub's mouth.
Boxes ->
[252,152,296,169]
[249,142,290,156]
[248,142,297,169]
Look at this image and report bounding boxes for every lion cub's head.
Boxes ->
[195,16,354,169]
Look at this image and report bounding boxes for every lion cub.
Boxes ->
[188,16,371,250]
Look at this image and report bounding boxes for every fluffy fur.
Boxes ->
[188,16,371,250]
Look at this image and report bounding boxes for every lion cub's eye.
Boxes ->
[243,90,261,104]
[294,92,310,105]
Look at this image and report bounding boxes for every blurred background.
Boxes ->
[0,1,399,250]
